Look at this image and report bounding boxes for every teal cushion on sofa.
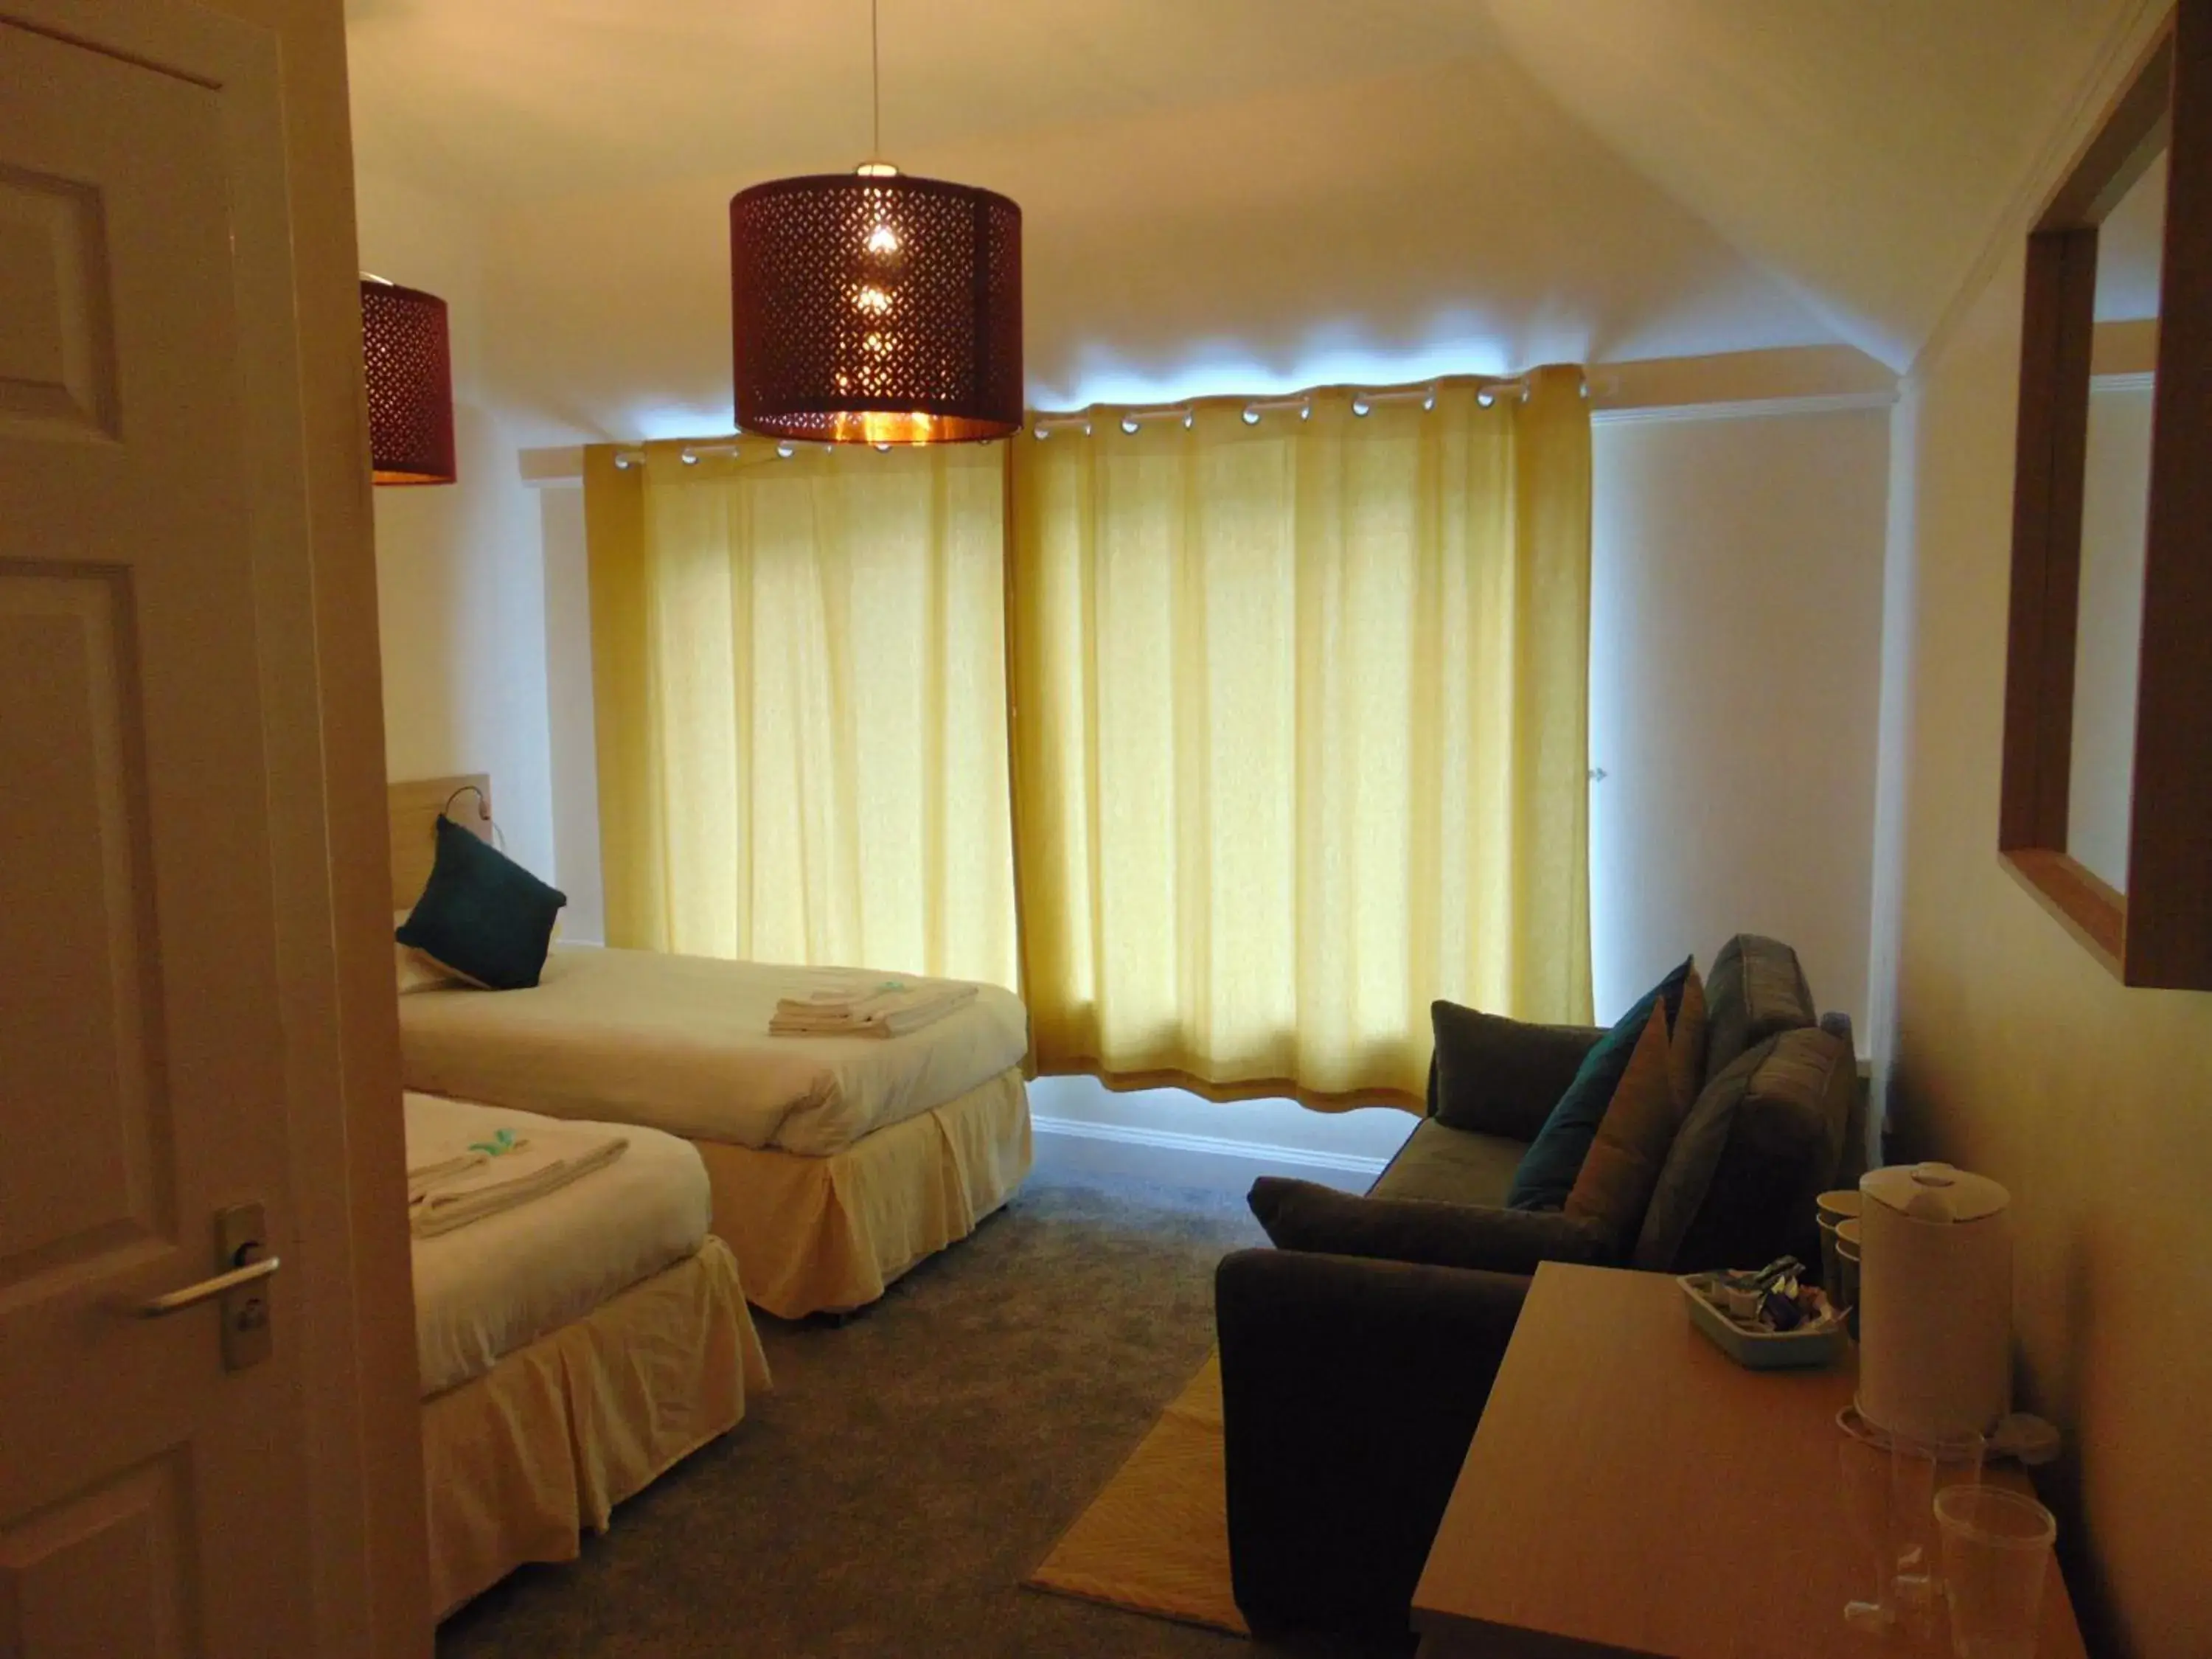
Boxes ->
[395,814,566,991]
[1506,958,1691,1211]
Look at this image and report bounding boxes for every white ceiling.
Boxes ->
[345,0,2136,428]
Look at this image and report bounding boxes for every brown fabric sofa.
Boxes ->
[1214,936,1859,1638]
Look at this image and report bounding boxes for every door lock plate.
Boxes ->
[215,1202,273,1371]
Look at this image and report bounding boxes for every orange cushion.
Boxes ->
[1566,1004,1681,1243]
[1668,967,1708,1108]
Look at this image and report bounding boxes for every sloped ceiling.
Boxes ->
[345,0,2135,431]
[1481,0,2134,367]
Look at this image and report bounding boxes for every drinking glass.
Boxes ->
[1937,1486,2056,1659]
[1891,1429,1987,1635]
[1837,1428,1898,1633]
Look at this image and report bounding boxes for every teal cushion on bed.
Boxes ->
[395,815,566,991]
[1506,958,1692,1211]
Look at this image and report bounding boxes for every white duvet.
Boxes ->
[398,947,1029,1156]
[408,1092,709,1396]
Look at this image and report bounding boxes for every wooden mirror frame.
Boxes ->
[2002,0,2212,989]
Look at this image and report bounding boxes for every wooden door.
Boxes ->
[0,6,418,1655]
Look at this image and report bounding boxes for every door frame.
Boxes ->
[1,1,427,1652]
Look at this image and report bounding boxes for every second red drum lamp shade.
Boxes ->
[728,167,1022,445]
[360,276,457,486]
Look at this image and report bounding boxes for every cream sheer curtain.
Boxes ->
[583,439,1018,986]
[1008,367,1593,1108]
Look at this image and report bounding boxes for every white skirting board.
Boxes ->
[1029,1113,1391,1195]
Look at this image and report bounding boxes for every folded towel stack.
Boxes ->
[768,976,979,1039]
[405,1112,627,1239]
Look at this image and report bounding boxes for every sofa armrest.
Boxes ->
[1215,1248,1531,1637]
[1248,1178,1615,1274]
[1429,1001,1603,1142]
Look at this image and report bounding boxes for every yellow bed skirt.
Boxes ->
[422,1237,770,1619]
[690,1068,1033,1320]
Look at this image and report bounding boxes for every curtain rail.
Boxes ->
[1029,372,1583,437]
[612,372,1598,465]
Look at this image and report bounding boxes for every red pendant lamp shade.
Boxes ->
[360,278,457,485]
[729,171,1022,445]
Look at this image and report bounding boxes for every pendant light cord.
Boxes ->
[871,0,881,159]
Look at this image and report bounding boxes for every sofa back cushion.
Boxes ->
[1429,1003,1601,1143]
[1507,958,1692,1210]
[1702,934,1816,1081]
[1632,1025,1855,1273]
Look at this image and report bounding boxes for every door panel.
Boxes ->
[0,569,167,1281]
[0,1455,189,1659]
[0,161,116,439]
[0,17,322,1657]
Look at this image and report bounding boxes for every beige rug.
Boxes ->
[1027,1354,1248,1636]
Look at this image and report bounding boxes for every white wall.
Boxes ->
[1588,403,1892,1030]
[355,168,559,889]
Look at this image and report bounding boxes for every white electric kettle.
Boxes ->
[1856,1161,2012,1441]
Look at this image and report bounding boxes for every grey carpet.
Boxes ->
[435,1170,1403,1659]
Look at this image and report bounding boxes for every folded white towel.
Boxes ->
[405,1110,628,1239]
[785,975,925,1014]
[406,1150,488,1203]
[768,980,978,1038]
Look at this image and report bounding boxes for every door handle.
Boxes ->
[138,1253,279,1316]
[134,1203,277,1369]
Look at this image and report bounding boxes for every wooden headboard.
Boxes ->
[388,774,493,911]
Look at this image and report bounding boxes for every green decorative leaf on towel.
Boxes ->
[467,1128,525,1158]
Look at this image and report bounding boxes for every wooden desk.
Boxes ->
[1411,1262,2088,1659]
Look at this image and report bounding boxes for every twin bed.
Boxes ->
[400,936,1034,1318]
[389,774,1034,1614]
[409,1092,768,1615]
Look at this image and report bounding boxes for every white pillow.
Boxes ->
[394,911,462,994]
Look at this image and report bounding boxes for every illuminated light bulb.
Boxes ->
[776,442,795,459]
[1183,412,1194,429]
[856,161,900,178]
[874,442,891,452]
[1241,408,1261,425]
[1034,426,1050,440]
[1298,403,1311,420]
[1477,390,1495,408]
[1121,415,1139,434]
[866,223,900,256]
[680,449,699,465]
[1352,397,1371,417]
